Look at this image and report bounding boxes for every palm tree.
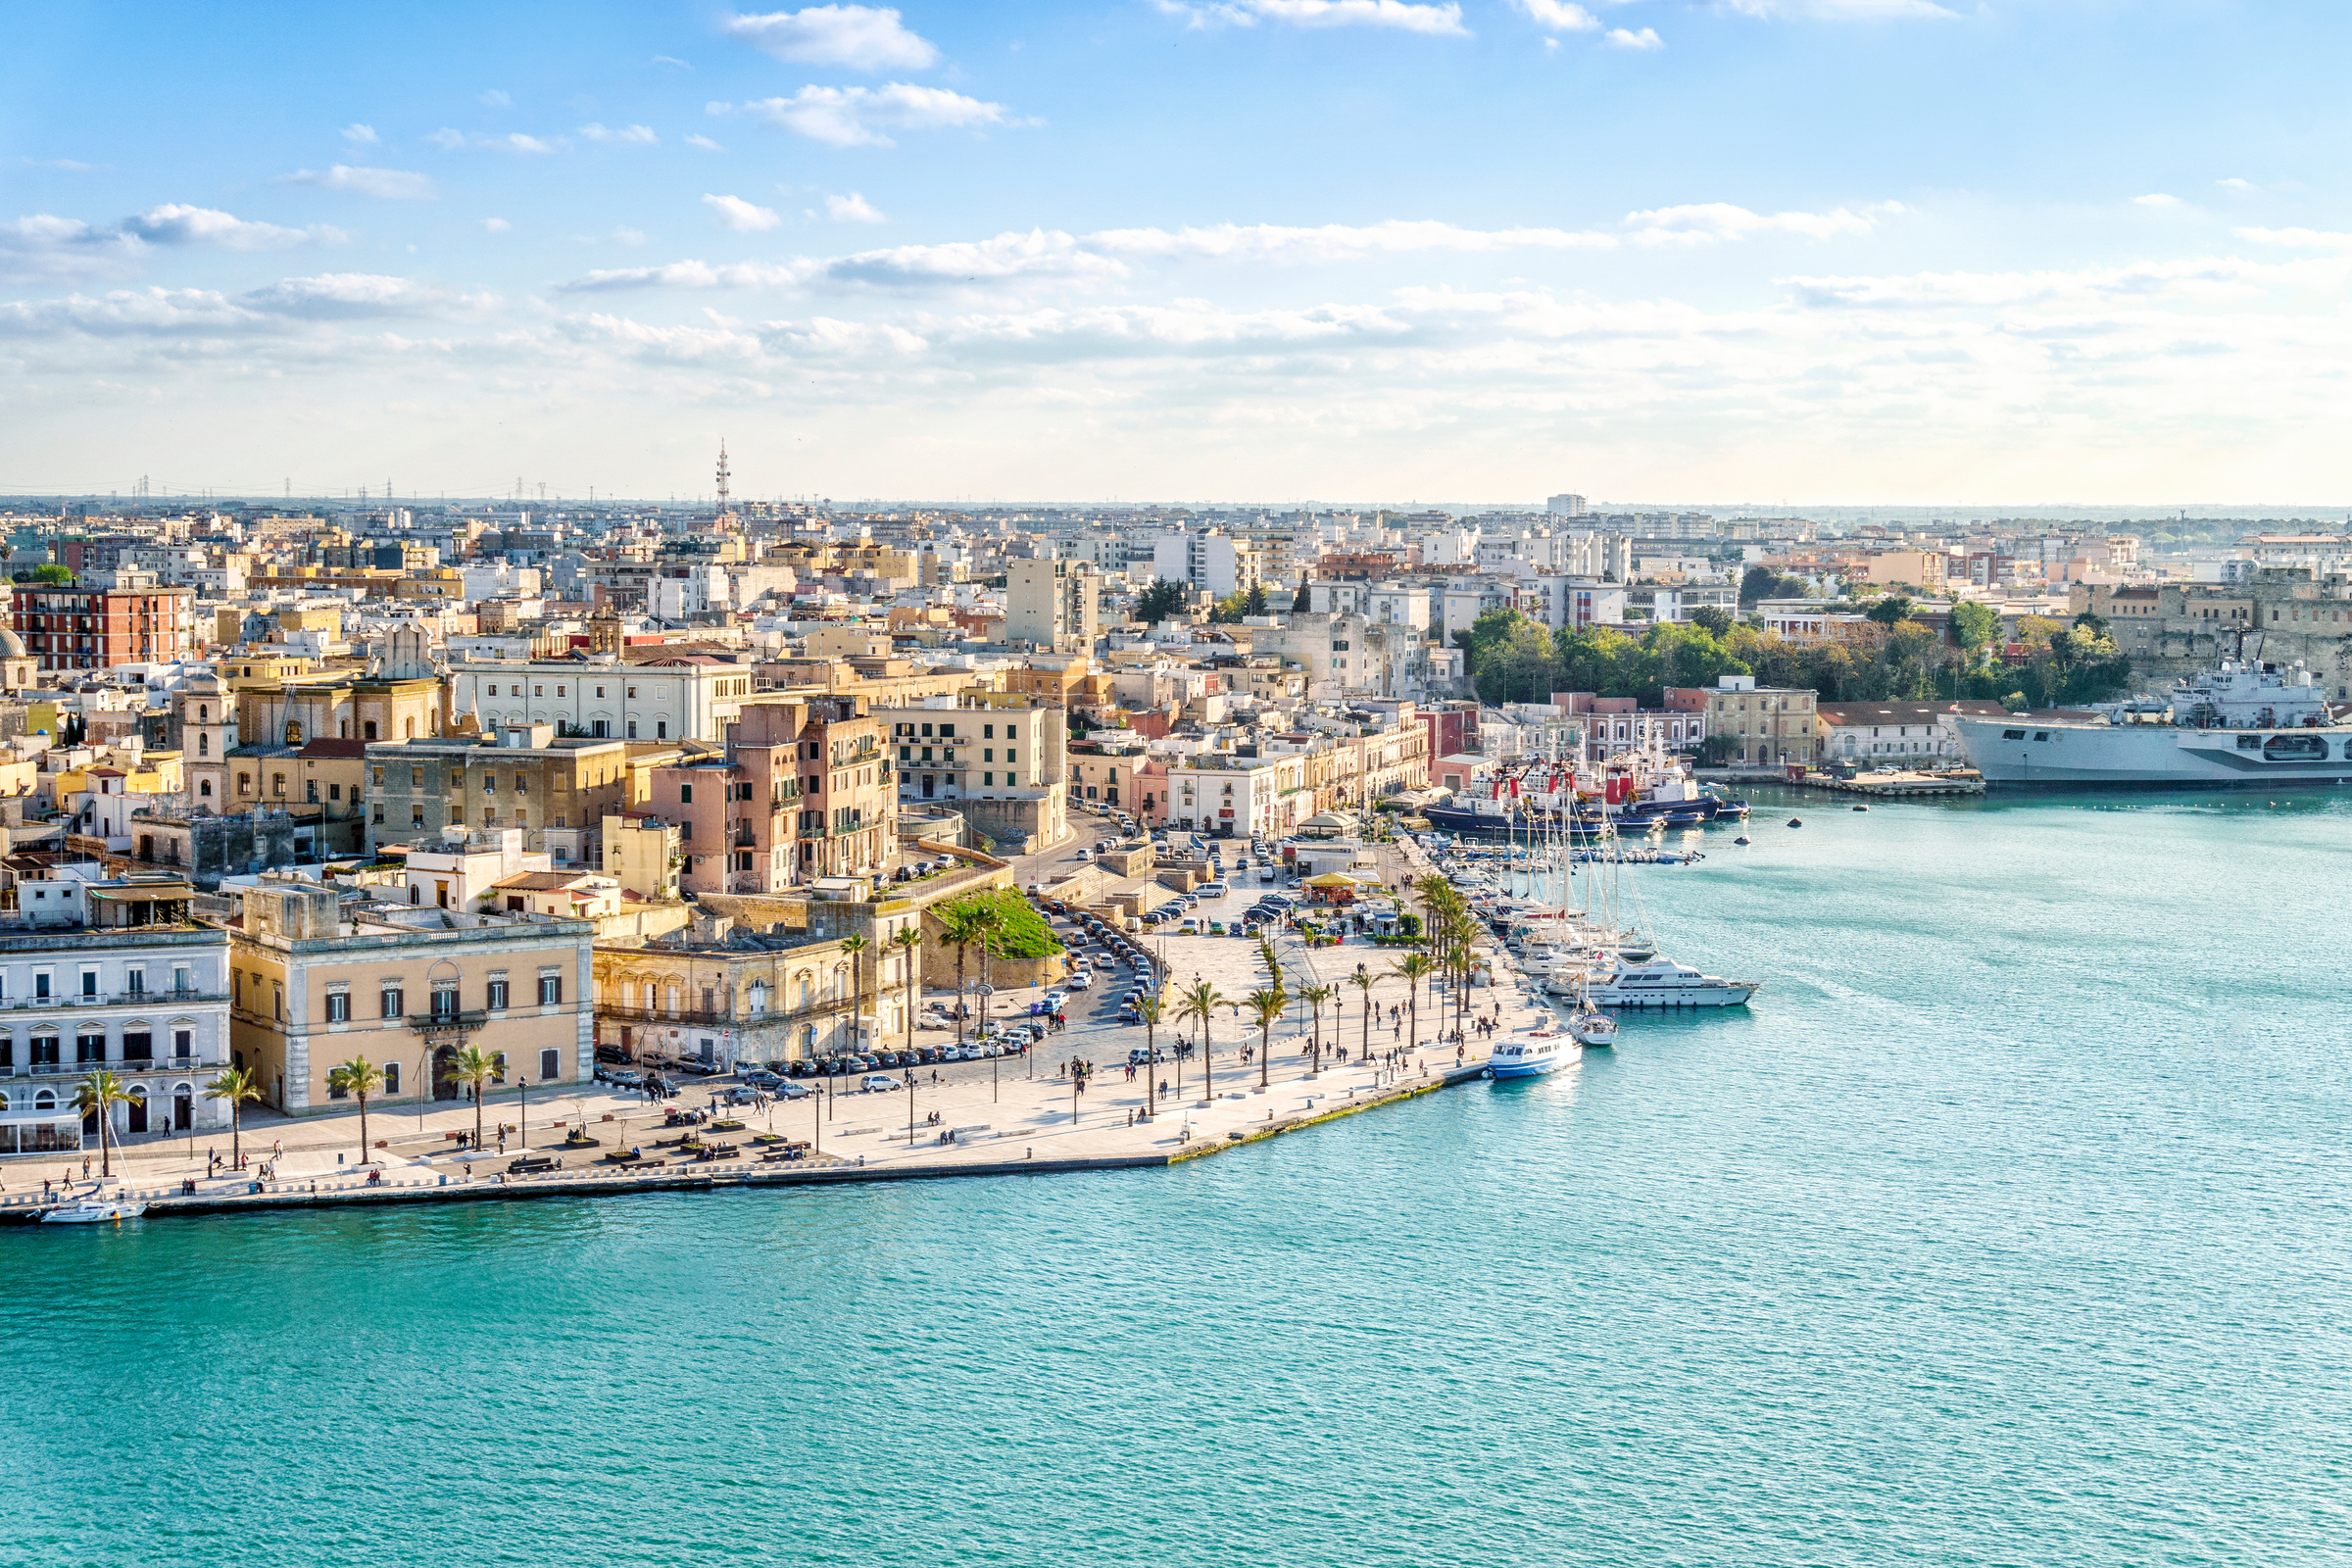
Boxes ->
[1176,980,1228,1102]
[966,897,1006,1065]
[1348,970,1376,1063]
[444,1044,501,1151]
[72,1069,131,1180]
[935,902,988,1055]
[1136,990,1165,1115]
[1302,983,1335,1070]
[839,932,870,1056]
[892,926,923,1056]
[326,1055,385,1156]
[1245,988,1286,1089]
[204,1065,263,1169]
[1391,951,1436,1059]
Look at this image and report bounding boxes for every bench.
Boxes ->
[507,1154,563,1175]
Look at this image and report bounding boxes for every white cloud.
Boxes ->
[341,123,379,146]
[704,193,784,231]
[1605,26,1663,48]
[686,133,727,152]
[2132,192,2181,208]
[482,218,513,232]
[276,165,438,200]
[580,122,659,145]
[818,229,1128,287]
[1152,0,1466,30]
[499,133,561,155]
[2235,227,2352,250]
[2217,177,2256,192]
[1092,218,1617,262]
[1626,201,1892,243]
[652,54,694,69]
[121,204,320,250]
[240,272,456,318]
[428,128,467,151]
[428,130,564,154]
[479,88,513,108]
[721,6,939,71]
[1784,254,2352,309]
[612,226,649,245]
[0,215,148,282]
[562,259,813,292]
[1511,0,1597,32]
[826,191,888,222]
[728,84,1018,148]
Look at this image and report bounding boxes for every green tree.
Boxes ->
[934,902,991,1055]
[72,1069,132,1180]
[16,563,74,585]
[1739,564,1809,607]
[1245,987,1287,1089]
[1134,579,1188,624]
[1242,582,1269,616]
[1390,952,1435,1058]
[1949,600,1999,651]
[1291,578,1311,612]
[204,1065,264,1169]
[325,1055,385,1157]
[892,926,924,1056]
[443,1045,501,1152]
[1866,595,1916,628]
[838,933,870,1056]
[1348,970,1376,1062]
[1177,980,1229,1102]
[1207,591,1249,624]
[1690,605,1734,637]
[1466,612,1560,706]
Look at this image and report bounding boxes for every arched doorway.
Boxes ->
[433,1046,461,1101]
[173,1087,192,1131]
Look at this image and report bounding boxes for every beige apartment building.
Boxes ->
[650,696,897,897]
[228,881,596,1114]
[365,723,630,864]
[594,925,881,1070]
[1700,676,1820,769]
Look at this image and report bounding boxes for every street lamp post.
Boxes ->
[517,1077,529,1150]
[978,983,998,1102]
[906,1064,915,1148]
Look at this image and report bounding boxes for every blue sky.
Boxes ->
[5,0,2351,505]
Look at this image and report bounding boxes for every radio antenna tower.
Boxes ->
[714,438,731,515]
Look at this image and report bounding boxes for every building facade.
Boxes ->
[228,881,595,1114]
[364,724,630,859]
[445,656,757,743]
[13,583,196,672]
[0,877,230,1155]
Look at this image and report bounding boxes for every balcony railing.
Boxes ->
[1,1055,221,1078]
[598,1004,729,1027]
[0,990,227,1010]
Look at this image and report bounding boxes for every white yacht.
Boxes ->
[1569,1009,1619,1046]
[1584,948,1760,1008]
[1487,1032,1577,1079]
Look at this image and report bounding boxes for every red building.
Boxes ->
[1416,701,1479,768]
[13,584,196,671]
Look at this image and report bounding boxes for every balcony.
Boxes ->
[0,989,227,1010]
[1,1055,221,1079]
[598,1004,728,1027]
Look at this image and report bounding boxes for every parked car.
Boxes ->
[1066,971,1092,990]
[1074,848,1093,862]
[776,1081,814,1101]
[1259,867,1277,882]
[1200,881,1229,897]
[610,1070,644,1091]
[1127,1046,1171,1065]
[742,1070,782,1090]
[859,1073,902,1093]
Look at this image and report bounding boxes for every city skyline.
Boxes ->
[7,0,2352,503]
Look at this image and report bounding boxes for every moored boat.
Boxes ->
[1487,1032,1577,1078]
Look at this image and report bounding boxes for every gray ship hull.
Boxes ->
[1949,714,2352,788]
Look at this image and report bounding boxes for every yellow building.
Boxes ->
[228,880,595,1114]
[602,812,682,900]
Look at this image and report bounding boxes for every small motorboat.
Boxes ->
[1787,817,1803,827]
[1485,1033,1576,1079]
[1733,835,1752,846]
[1852,804,1870,811]
[40,1197,148,1224]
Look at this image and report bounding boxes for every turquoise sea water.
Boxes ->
[10,790,2352,1567]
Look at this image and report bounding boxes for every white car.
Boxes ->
[1066,972,1093,990]
[859,1073,902,1093]
[1044,990,1069,1009]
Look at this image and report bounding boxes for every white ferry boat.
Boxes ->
[1487,1033,1577,1079]
[1948,660,2352,788]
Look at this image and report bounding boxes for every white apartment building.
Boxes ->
[1004,558,1100,654]
[0,878,232,1155]
[1514,574,1627,630]
[447,656,757,743]
[1162,754,1311,841]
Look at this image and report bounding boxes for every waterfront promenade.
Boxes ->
[3,915,1536,1219]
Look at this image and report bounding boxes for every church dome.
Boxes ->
[0,626,24,659]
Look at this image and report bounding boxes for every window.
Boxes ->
[326,993,350,1022]
[382,1062,401,1095]
[34,971,49,1000]
[172,965,190,994]
[540,1048,561,1081]
[680,783,693,803]
[984,724,996,739]
[487,979,510,1011]
[432,987,459,1019]
[380,987,405,1019]
[539,974,563,1005]
[1008,724,1019,741]
[172,1029,191,1056]
[306,780,318,804]
[81,970,98,1000]
[984,749,995,762]
[126,967,145,996]
[533,685,544,697]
